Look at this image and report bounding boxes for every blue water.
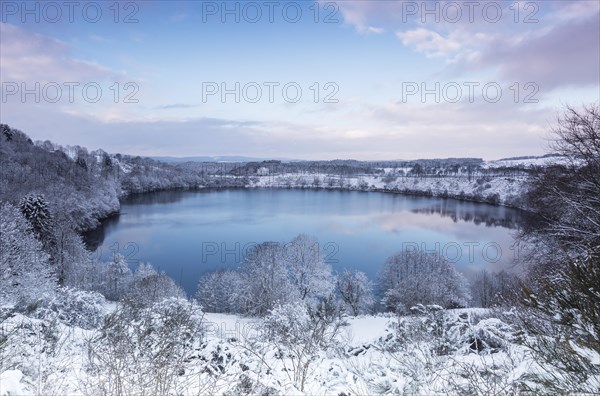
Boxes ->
[87,189,523,295]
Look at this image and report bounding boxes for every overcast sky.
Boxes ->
[1,0,598,160]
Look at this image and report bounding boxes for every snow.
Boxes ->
[0,370,28,396]
[340,315,394,344]
[203,313,257,341]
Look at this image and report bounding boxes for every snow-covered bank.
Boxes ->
[247,173,528,208]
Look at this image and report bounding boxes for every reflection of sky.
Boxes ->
[94,189,523,294]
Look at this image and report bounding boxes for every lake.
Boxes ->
[84,189,524,295]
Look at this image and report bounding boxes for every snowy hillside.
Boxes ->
[484,154,567,169]
[249,173,527,207]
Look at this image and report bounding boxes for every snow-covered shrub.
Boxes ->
[32,287,106,329]
[394,306,514,357]
[122,264,185,309]
[261,298,346,391]
[459,318,513,355]
[0,314,79,395]
[224,373,282,396]
[87,297,205,395]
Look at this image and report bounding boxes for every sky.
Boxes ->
[1,0,599,160]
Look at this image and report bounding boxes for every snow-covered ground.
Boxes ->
[2,302,579,396]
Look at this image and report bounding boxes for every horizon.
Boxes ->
[3,124,564,162]
[1,1,599,159]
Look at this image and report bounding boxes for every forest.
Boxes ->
[0,104,598,394]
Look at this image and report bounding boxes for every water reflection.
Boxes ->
[83,213,121,251]
[411,205,522,229]
[122,190,191,206]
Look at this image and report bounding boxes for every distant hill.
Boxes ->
[152,155,300,163]
[497,153,564,161]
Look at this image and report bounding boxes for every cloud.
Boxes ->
[0,88,557,161]
[331,0,407,33]
[367,26,385,34]
[397,28,461,58]
[335,1,600,90]
[0,23,123,84]
[155,104,198,110]
[474,13,600,90]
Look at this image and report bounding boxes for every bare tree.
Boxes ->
[518,104,600,393]
[525,104,600,253]
[470,270,521,308]
[336,269,374,316]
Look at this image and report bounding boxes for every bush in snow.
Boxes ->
[32,287,106,329]
[460,317,513,355]
[121,263,185,309]
[391,305,514,358]
[261,297,347,392]
[86,297,204,395]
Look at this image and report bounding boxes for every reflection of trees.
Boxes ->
[82,191,193,250]
[82,213,121,251]
[411,202,528,229]
[122,190,189,206]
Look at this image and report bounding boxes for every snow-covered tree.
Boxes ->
[239,242,292,316]
[0,202,56,306]
[284,234,334,303]
[336,269,374,316]
[33,287,106,329]
[18,193,53,240]
[196,269,244,313]
[100,253,132,300]
[380,250,471,312]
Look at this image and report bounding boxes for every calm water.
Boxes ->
[85,189,524,295]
